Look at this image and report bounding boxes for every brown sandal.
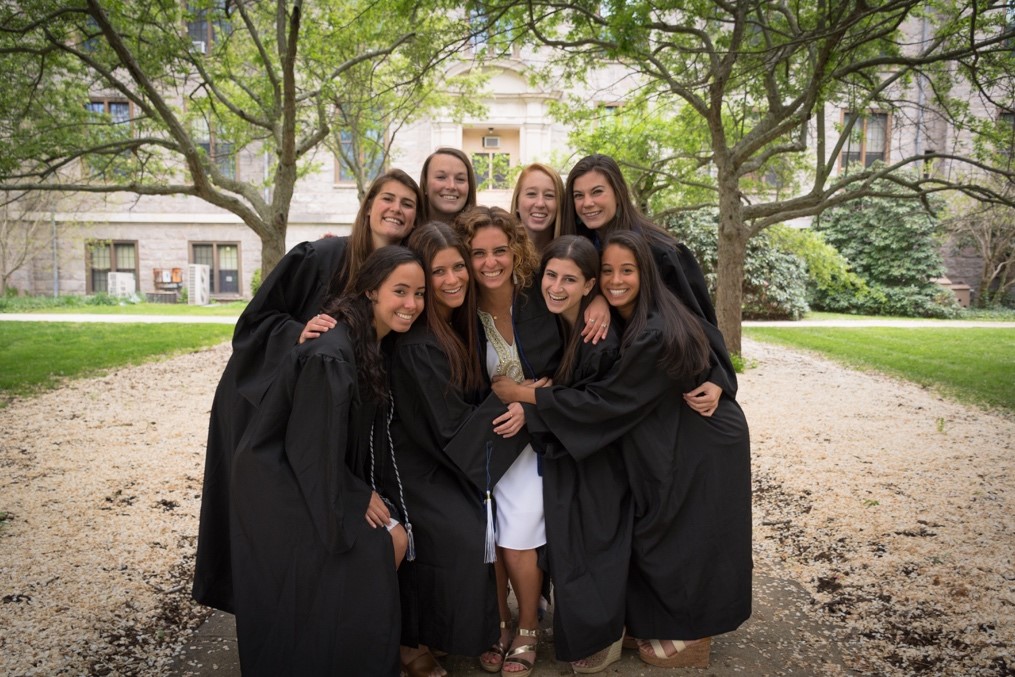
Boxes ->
[501,627,537,677]
[401,648,444,677]
[479,618,513,673]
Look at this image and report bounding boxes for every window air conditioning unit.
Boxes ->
[107,272,136,298]
[191,40,207,54]
[482,135,501,149]
[187,264,211,305]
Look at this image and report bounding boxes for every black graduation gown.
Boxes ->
[651,241,738,395]
[525,313,752,641]
[193,236,347,613]
[229,324,400,677]
[537,328,633,661]
[388,322,532,655]
[578,225,737,396]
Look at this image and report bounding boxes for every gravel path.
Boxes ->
[1,337,1012,675]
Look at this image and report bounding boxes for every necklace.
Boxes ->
[481,303,511,322]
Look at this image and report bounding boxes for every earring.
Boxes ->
[512,271,519,286]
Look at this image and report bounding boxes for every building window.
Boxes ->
[468,8,489,53]
[85,99,131,127]
[84,99,133,177]
[335,128,384,184]
[1000,111,1015,157]
[86,240,138,294]
[81,16,101,52]
[194,118,236,179]
[191,242,240,295]
[1007,0,1015,49]
[187,1,231,54]
[841,111,889,170]
[472,152,511,190]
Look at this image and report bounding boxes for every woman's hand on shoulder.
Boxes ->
[299,313,337,344]
[580,295,612,344]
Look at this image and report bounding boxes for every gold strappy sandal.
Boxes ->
[501,627,537,677]
[479,618,513,673]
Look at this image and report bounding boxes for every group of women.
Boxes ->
[192,148,752,677]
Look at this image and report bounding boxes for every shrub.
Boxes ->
[85,292,118,306]
[251,268,262,297]
[813,186,959,317]
[662,208,809,320]
[768,225,867,305]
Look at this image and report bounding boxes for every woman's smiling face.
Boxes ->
[425,153,469,219]
[516,169,558,234]
[600,243,640,320]
[542,256,593,325]
[430,246,470,315]
[370,262,426,339]
[469,225,514,294]
[572,170,618,230]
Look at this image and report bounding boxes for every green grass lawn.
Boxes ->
[0,322,233,406]
[0,298,246,316]
[744,326,1015,412]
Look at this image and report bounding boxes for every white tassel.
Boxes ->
[484,490,497,563]
[405,523,416,562]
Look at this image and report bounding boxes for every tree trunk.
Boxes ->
[259,225,288,280]
[714,175,749,355]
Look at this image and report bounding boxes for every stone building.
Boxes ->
[5,13,1010,305]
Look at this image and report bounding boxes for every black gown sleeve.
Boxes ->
[232,237,348,406]
[281,349,372,555]
[526,327,687,461]
[652,242,738,396]
[391,339,530,490]
[537,332,621,461]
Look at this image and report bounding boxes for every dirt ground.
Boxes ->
[0,337,1012,675]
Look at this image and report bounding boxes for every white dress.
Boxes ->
[479,310,546,550]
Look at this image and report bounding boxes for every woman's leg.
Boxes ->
[501,547,541,674]
[389,523,408,570]
[479,550,514,671]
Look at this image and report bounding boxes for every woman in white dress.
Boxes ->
[454,206,562,677]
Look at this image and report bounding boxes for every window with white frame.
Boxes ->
[472,151,511,190]
[86,240,138,293]
[191,242,240,295]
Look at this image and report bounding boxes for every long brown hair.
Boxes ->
[406,222,484,393]
[603,231,710,381]
[321,246,424,402]
[328,169,425,297]
[541,235,599,385]
[420,148,478,219]
[453,206,540,292]
[562,154,674,251]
